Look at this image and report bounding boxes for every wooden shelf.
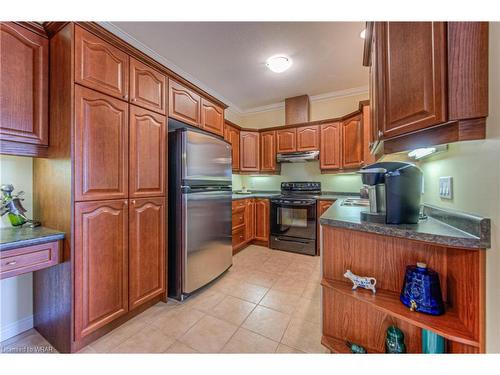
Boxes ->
[321,278,479,348]
[322,335,382,354]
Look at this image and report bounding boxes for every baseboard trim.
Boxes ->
[0,315,34,342]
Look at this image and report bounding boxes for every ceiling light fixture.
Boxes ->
[266,55,292,73]
[360,29,366,39]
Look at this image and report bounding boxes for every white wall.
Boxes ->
[0,155,34,341]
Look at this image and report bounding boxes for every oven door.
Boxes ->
[270,200,316,240]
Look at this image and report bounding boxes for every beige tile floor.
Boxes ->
[1,245,328,354]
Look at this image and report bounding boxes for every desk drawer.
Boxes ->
[0,241,60,279]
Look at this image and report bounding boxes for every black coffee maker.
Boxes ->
[359,162,423,224]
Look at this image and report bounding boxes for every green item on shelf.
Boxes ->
[422,329,445,353]
[346,341,367,354]
[385,326,406,353]
[0,184,39,227]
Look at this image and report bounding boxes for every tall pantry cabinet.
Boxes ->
[33,24,167,352]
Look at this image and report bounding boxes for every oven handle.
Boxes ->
[273,236,312,244]
[271,201,316,207]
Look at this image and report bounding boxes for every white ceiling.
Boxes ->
[106,22,369,113]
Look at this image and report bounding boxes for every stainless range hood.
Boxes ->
[277,151,319,163]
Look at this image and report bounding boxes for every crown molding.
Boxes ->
[99,22,243,112]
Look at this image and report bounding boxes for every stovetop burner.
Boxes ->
[272,182,322,204]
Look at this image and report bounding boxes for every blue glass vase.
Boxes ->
[400,262,445,315]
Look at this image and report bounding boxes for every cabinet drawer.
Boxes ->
[232,227,246,248]
[0,241,60,280]
[232,200,247,210]
[232,210,246,230]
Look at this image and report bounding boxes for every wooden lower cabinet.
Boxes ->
[254,199,270,242]
[245,199,255,242]
[74,199,129,340]
[316,200,335,254]
[128,197,166,310]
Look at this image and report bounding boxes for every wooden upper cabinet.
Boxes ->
[240,131,260,172]
[74,85,129,201]
[379,22,447,138]
[260,131,276,172]
[129,58,166,115]
[75,26,129,100]
[225,124,240,172]
[254,199,269,242]
[74,199,128,340]
[129,197,166,310]
[362,104,376,165]
[129,106,166,198]
[320,122,341,170]
[201,98,224,136]
[0,22,48,146]
[276,129,296,153]
[342,115,364,169]
[296,125,320,151]
[168,79,201,126]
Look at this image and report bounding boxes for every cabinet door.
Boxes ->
[74,200,128,340]
[296,125,319,151]
[362,104,376,165]
[276,129,296,153]
[254,199,269,242]
[316,200,334,254]
[379,22,447,138]
[245,199,255,242]
[75,25,129,100]
[75,85,129,201]
[201,98,224,137]
[129,105,166,198]
[228,126,241,172]
[0,22,48,145]
[320,122,341,170]
[240,131,260,172]
[342,115,364,169]
[129,197,166,310]
[130,58,166,115]
[260,131,276,172]
[168,79,201,126]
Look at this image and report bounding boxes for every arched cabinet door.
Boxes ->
[342,115,363,169]
[74,199,129,340]
[260,131,276,172]
[276,129,297,153]
[201,98,224,136]
[74,85,129,201]
[129,105,166,198]
[168,79,201,126]
[128,197,166,310]
[297,125,319,151]
[130,58,166,115]
[0,22,48,145]
[75,25,129,100]
[240,131,260,172]
[320,122,341,170]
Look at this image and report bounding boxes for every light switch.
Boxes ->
[439,176,453,199]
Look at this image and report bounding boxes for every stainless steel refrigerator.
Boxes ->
[168,127,233,300]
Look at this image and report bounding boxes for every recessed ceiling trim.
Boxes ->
[99,22,244,112]
[238,85,369,115]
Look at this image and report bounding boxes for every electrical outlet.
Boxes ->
[439,176,453,199]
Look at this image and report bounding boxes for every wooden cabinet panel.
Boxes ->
[245,199,255,242]
[201,98,224,137]
[276,129,296,153]
[320,122,341,170]
[129,197,166,310]
[362,104,376,165]
[74,200,128,340]
[129,105,166,198]
[342,115,364,169]
[240,131,260,172]
[130,58,166,115]
[168,79,201,126]
[254,199,269,242]
[232,207,246,230]
[317,200,334,254]
[75,26,129,100]
[297,125,319,151]
[379,22,447,138]
[0,22,48,146]
[260,131,276,172]
[232,226,246,249]
[74,86,129,201]
[225,123,240,172]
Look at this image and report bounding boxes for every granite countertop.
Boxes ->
[319,198,491,249]
[0,226,65,252]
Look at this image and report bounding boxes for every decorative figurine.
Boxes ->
[422,329,445,354]
[344,269,377,294]
[385,326,406,354]
[0,184,40,227]
[400,262,445,315]
[346,341,367,354]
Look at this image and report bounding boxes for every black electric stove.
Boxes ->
[269,182,321,256]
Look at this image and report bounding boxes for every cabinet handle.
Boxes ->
[123,94,128,100]
[124,201,128,206]
[378,130,384,138]
[132,98,137,102]
[6,261,17,266]
[131,200,136,205]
